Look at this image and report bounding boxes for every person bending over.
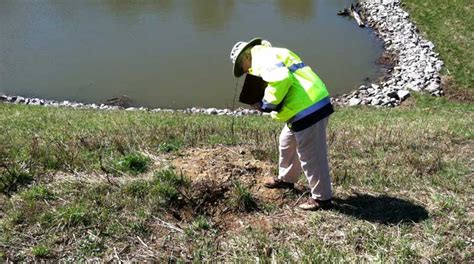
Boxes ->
[229,38,334,210]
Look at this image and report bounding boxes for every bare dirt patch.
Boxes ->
[170,145,309,230]
[441,75,474,103]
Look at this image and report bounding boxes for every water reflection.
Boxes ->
[189,0,235,30]
[0,0,383,108]
[102,0,174,17]
[277,0,315,22]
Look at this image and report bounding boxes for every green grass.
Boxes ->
[189,215,212,232]
[150,168,189,206]
[20,185,56,202]
[0,97,471,261]
[31,245,50,258]
[0,167,34,196]
[113,152,151,174]
[231,181,258,212]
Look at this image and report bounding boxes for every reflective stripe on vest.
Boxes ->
[287,96,331,123]
[275,62,307,73]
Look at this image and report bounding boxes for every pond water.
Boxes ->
[0,0,383,109]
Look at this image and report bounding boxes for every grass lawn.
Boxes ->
[0,94,472,261]
[1,0,473,262]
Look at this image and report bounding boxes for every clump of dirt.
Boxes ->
[170,145,307,228]
[172,146,268,183]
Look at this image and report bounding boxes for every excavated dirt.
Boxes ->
[170,145,309,230]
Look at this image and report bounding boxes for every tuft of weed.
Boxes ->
[231,181,257,212]
[129,221,149,235]
[38,211,55,228]
[154,168,188,187]
[120,168,189,208]
[150,169,187,206]
[151,183,179,206]
[20,185,55,201]
[261,202,278,214]
[127,208,151,235]
[0,166,34,196]
[114,152,151,175]
[31,245,50,258]
[158,141,182,153]
[55,203,92,228]
[192,215,211,231]
[123,180,151,199]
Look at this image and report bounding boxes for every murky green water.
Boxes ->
[0,0,383,108]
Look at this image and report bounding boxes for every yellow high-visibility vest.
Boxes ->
[248,45,332,123]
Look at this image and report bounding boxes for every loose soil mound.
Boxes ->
[171,145,309,230]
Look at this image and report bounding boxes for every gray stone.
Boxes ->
[407,72,421,80]
[435,61,444,71]
[425,82,440,92]
[369,98,379,105]
[424,66,435,74]
[13,96,22,103]
[205,108,218,115]
[348,98,362,106]
[397,90,410,101]
[30,99,41,105]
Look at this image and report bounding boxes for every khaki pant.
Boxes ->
[278,117,332,200]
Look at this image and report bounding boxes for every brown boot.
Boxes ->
[263,177,294,189]
[298,198,332,211]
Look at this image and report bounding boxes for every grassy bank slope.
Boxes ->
[1,95,472,261]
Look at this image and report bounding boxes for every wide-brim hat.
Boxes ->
[230,37,262,77]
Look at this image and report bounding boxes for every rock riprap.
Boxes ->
[0,94,262,116]
[334,0,444,107]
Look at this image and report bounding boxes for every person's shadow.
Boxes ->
[332,193,429,225]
